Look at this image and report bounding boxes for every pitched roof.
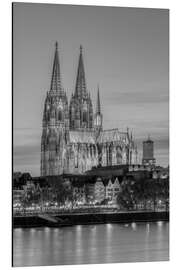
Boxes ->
[69,130,96,144]
[97,129,128,144]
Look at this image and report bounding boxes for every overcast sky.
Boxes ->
[13,3,169,176]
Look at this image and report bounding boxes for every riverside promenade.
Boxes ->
[13,210,169,228]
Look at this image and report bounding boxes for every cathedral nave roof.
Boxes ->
[97,129,128,144]
[69,130,96,144]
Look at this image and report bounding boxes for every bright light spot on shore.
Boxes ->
[30,228,35,235]
[76,225,82,232]
[14,228,23,233]
[107,224,112,229]
[131,222,137,231]
[45,227,50,233]
[157,221,163,227]
[146,223,150,229]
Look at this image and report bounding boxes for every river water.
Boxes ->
[13,222,169,266]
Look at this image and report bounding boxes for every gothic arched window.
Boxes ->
[116,146,122,165]
[70,107,75,120]
[45,111,50,121]
[83,111,87,122]
[51,108,55,118]
[58,110,63,121]
[90,145,93,156]
[109,144,113,165]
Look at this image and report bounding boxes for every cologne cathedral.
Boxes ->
[41,42,138,176]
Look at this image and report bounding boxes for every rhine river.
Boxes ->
[13,222,169,266]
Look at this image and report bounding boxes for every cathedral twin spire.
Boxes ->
[50,42,101,99]
[75,45,87,99]
[50,43,87,97]
[49,42,102,130]
[50,42,64,95]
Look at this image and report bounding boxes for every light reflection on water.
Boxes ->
[13,222,169,267]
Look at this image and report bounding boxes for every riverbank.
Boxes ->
[13,211,169,228]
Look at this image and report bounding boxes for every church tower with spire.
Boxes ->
[94,85,103,136]
[41,42,69,176]
[69,46,93,131]
[40,43,138,176]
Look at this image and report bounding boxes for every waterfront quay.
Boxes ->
[13,165,169,228]
[13,208,169,228]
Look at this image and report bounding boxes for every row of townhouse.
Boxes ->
[73,177,122,205]
[13,166,127,206]
[152,167,169,179]
[13,177,122,207]
[13,177,51,207]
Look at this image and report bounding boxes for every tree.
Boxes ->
[49,178,73,205]
[116,191,133,210]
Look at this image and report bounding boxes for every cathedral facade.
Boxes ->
[41,43,138,176]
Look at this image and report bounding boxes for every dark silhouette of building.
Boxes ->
[142,136,156,166]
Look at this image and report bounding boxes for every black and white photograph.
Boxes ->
[12,2,169,267]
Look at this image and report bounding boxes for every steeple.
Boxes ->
[41,42,69,176]
[50,42,63,94]
[94,85,103,134]
[69,46,93,131]
[75,45,87,98]
[96,85,101,114]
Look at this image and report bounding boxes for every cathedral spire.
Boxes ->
[50,42,63,94]
[96,85,101,114]
[94,85,103,134]
[75,45,87,98]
